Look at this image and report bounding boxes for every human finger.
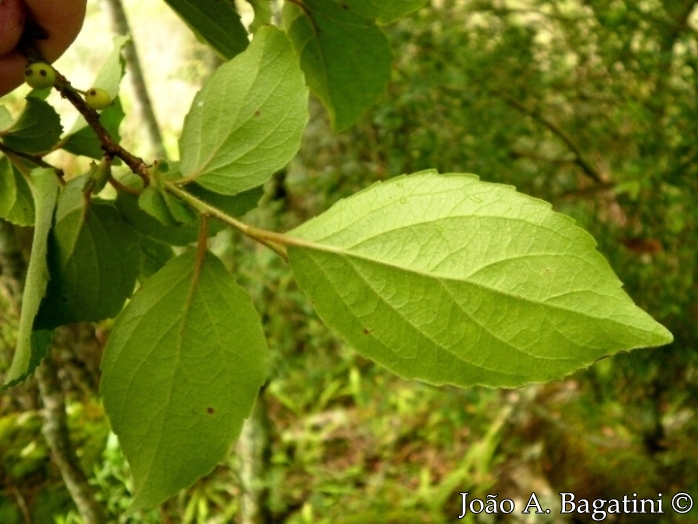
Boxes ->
[24,0,87,62]
[0,0,86,96]
[0,0,25,57]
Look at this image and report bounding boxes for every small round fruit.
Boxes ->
[24,63,56,89]
[85,88,112,110]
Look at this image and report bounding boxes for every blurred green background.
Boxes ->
[1,0,697,522]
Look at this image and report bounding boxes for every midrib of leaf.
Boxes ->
[188,81,253,181]
[127,252,204,484]
[290,180,486,244]
[159,249,205,471]
[341,256,484,357]
[197,279,245,413]
[290,7,332,101]
[291,4,383,112]
[289,238,648,330]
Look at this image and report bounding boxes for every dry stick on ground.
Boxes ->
[102,0,166,159]
[35,347,107,524]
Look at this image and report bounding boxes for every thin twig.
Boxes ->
[108,173,141,195]
[17,43,150,179]
[487,87,604,184]
[51,67,152,182]
[7,486,31,524]
[0,142,59,170]
[0,145,65,184]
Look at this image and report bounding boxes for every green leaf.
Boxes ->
[163,191,196,224]
[61,98,125,160]
[137,237,174,281]
[138,186,179,226]
[179,25,308,195]
[331,0,428,24]
[92,35,130,99]
[282,0,392,131]
[186,183,263,218]
[35,177,139,329]
[163,0,248,59]
[2,169,58,391]
[1,98,62,153]
[83,158,111,195]
[116,179,262,246]
[0,156,35,226]
[101,250,268,510]
[288,172,673,388]
[117,187,193,245]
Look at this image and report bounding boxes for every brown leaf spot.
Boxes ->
[206,407,215,415]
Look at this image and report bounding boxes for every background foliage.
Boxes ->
[1,0,696,522]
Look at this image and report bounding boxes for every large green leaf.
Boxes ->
[282,0,392,131]
[0,98,62,153]
[2,169,58,391]
[330,0,428,23]
[179,25,308,195]
[35,177,139,329]
[288,172,673,388]
[0,155,35,226]
[101,250,268,510]
[163,0,248,59]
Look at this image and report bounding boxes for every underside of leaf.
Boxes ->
[179,25,308,195]
[288,172,673,388]
[282,0,392,131]
[101,250,268,510]
[2,169,59,390]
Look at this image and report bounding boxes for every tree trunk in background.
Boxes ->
[237,391,273,524]
[36,348,107,524]
[102,0,166,159]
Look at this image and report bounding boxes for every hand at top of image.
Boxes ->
[0,0,86,96]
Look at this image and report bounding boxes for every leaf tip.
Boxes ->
[655,323,674,346]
